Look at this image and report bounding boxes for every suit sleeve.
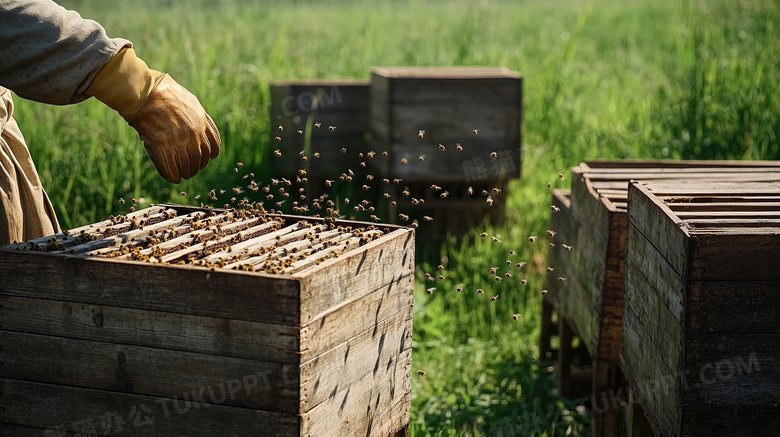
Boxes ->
[0,0,131,105]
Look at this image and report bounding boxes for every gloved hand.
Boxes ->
[85,48,220,183]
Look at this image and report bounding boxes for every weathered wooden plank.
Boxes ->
[642,180,780,195]
[670,202,780,212]
[302,349,412,436]
[301,308,412,412]
[581,159,780,170]
[0,330,298,411]
[0,250,301,325]
[682,334,779,405]
[621,306,681,437]
[680,405,780,437]
[628,181,690,275]
[583,171,780,181]
[302,273,414,361]
[0,378,301,436]
[298,229,415,323]
[0,294,300,363]
[686,281,780,334]
[689,232,780,280]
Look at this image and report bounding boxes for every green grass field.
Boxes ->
[12,0,779,435]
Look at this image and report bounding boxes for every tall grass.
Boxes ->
[11,0,779,435]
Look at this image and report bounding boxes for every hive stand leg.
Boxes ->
[391,424,410,437]
[626,389,654,437]
[558,315,574,398]
[592,360,620,437]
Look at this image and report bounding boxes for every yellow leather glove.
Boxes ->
[86,48,220,183]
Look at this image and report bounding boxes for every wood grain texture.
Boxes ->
[679,405,780,437]
[686,281,780,334]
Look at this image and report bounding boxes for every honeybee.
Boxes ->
[402,190,410,197]
[492,236,501,244]
[419,155,425,162]
[528,236,536,242]
[367,151,375,159]
[562,244,573,251]
[472,129,479,135]
[456,143,463,151]
[393,178,403,184]
[468,186,474,195]
[550,205,561,213]
[506,260,512,267]
[559,173,565,180]
[438,144,445,151]
[341,148,347,154]
[490,294,498,302]
[382,151,388,157]
[492,187,501,195]
[426,287,435,294]
[547,230,556,238]
[505,272,512,278]
[546,267,554,273]
[401,158,408,165]
[490,152,497,159]
[558,277,566,282]
[274,149,282,157]
[437,264,444,271]
[494,276,502,282]
[512,314,521,321]
[297,130,303,135]
[418,130,425,139]
[119,198,125,205]
[180,192,187,197]
[313,152,321,158]
[482,190,489,196]
[417,370,426,376]
[516,262,527,269]
[274,136,281,142]
[541,289,549,295]
[383,193,391,199]
[486,197,494,206]
[480,232,488,238]
[509,249,516,255]
[489,267,498,275]
[440,191,449,199]
[362,185,371,191]
[391,201,397,207]
[399,213,409,221]
[423,216,433,221]
[328,126,336,131]
[546,183,552,188]
[520,279,528,285]
[314,122,322,129]
[476,288,484,295]
[410,221,418,228]
[234,167,239,173]
[549,243,555,248]
[456,287,463,293]
[194,195,201,201]
[438,275,444,281]
[424,273,432,280]
[344,198,350,205]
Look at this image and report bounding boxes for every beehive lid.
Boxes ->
[573,160,780,213]
[371,66,521,79]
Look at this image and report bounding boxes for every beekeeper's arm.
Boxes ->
[0,0,220,183]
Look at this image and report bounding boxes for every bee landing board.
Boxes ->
[0,205,414,437]
[370,66,522,184]
[622,180,780,437]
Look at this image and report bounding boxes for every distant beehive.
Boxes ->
[369,66,522,184]
[270,80,371,180]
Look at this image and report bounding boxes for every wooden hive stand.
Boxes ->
[0,205,414,437]
[622,180,780,437]
[541,160,780,437]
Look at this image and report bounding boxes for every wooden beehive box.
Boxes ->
[622,180,780,437]
[270,80,371,180]
[543,160,780,437]
[369,66,522,184]
[0,205,414,437]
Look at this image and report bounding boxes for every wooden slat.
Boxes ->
[686,281,780,334]
[581,159,780,170]
[668,201,780,212]
[0,378,301,436]
[680,404,780,436]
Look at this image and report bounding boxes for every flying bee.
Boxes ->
[490,294,498,302]
[393,178,403,184]
[472,129,479,135]
[506,260,512,267]
[234,167,239,173]
[562,244,573,251]
[440,191,449,199]
[417,370,426,376]
[418,130,425,139]
[437,264,445,271]
[274,136,281,142]
[509,249,516,255]
[438,275,444,281]
[547,230,556,238]
[382,151,388,157]
[274,149,282,157]
[492,187,502,195]
[423,216,433,221]
[411,199,419,205]
[297,130,303,135]
[541,289,549,295]
[516,262,527,269]
[468,186,474,195]
[362,185,371,191]
[549,243,555,248]
[328,125,336,131]
[546,267,554,273]
[456,287,463,293]
[528,236,537,242]
[559,173,565,180]
[482,190,489,196]
[180,192,187,197]
[490,152,497,159]
[424,273,432,280]
[194,195,201,201]
[456,143,463,151]
[546,183,552,188]
[520,279,528,285]
[512,314,521,321]
[341,148,347,154]
[480,232,488,238]
[401,158,408,165]
[505,272,512,278]
[492,236,501,244]
[118,198,125,205]
[558,277,566,282]
[313,152,321,158]
[383,193,391,199]
[486,196,494,206]
[419,155,425,162]
[367,151,375,159]
[370,215,380,222]
[494,276,502,282]
[476,288,484,295]
[426,287,436,294]
[438,144,445,151]
[550,205,561,213]
[344,198,350,205]
[402,190,410,197]
[410,220,418,228]
[430,185,441,191]
[314,122,322,129]
[359,161,366,167]
[489,267,498,274]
